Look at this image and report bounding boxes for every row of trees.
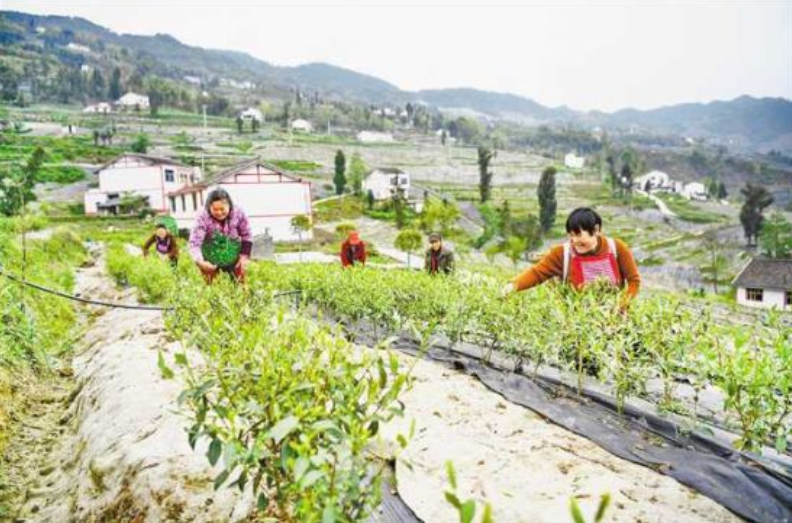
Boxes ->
[1,55,235,118]
[332,150,368,196]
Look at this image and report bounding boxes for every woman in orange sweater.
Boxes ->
[502,207,640,306]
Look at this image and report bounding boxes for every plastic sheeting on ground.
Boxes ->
[371,330,792,523]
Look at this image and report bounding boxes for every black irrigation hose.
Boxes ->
[0,265,172,311]
[0,265,302,312]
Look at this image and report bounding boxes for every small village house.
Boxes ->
[733,257,792,310]
[84,154,201,216]
[363,168,410,201]
[357,131,394,144]
[291,119,313,133]
[116,92,150,111]
[167,158,313,242]
[564,152,586,169]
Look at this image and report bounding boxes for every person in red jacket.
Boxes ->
[340,231,367,268]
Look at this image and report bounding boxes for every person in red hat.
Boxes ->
[340,230,367,268]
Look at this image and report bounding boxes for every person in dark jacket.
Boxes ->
[142,222,179,268]
[340,231,367,268]
[425,232,454,275]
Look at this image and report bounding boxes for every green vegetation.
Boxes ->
[269,159,323,173]
[0,216,89,485]
[0,219,87,367]
[314,195,365,223]
[657,194,723,223]
[572,184,655,211]
[0,133,120,164]
[107,245,792,455]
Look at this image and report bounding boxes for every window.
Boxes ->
[169,197,176,212]
[192,193,198,210]
[180,195,186,212]
[746,288,763,302]
[786,291,791,307]
[165,169,175,183]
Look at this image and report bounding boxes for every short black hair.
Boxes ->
[565,207,602,235]
[155,222,168,230]
[205,188,234,213]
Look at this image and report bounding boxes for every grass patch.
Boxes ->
[657,194,724,223]
[36,165,86,184]
[643,233,697,252]
[314,195,365,223]
[268,159,323,172]
[639,255,665,267]
[571,184,656,211]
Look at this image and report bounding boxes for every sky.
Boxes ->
[3,0,791,112]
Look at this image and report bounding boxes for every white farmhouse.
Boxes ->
[357,131,394,144]
[635,170,673,192]
[564,152,585,169]
[67,43,91,54]
[84,154,201,215]
[83,102,113,114]
[167,158,313,242]
[363,168,410,201]
[291,119,313,133]
[682,182,708,201]
[116,92,150,110]
[733,258,792,311]
[240,107,263,122]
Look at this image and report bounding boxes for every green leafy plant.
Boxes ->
[570,493,611,523]
[164,280,412,522]
[444,461,493,523]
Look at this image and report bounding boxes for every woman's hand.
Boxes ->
[236,255,250,271]
[198,260,217,272]
[500,282,516,298]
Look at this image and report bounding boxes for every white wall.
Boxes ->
[170,189,205,230]
[171,181,312,241]
[363,171,410,200]
[221,181,313,241]
[98,159,198,212]
[564,154,585,169]
[100,165,164,210]
[736,287,788,310]
[84,189,105,215]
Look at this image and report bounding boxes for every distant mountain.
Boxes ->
[595,96,792,152]
[414,88,578,124]
[2,10,790,152]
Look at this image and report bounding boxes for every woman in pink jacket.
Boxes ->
[189,188,252,284]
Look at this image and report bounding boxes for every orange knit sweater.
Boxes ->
[512,235,641,300]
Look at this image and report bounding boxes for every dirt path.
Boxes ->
[3,246,252,522]
[0,368,74,520]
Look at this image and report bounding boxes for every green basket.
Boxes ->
[157,216,179,236]
[202,233,241,268]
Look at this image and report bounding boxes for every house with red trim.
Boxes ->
[168,158,313,241]
[84,154,201,216]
